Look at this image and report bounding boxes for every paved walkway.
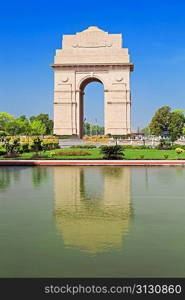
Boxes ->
[0,160,185,166]
[59,139,84,148]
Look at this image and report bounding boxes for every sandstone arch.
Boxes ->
[51,26,134,137]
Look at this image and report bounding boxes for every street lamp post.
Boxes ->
[95,118,98,135]
[83,118,86,136]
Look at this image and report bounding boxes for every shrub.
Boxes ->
[0,131,6,143]
[56,135,78,139]
[138,145,150,150]
[120,145,133,149]
[3,153,18,158]
[71,145,96,149]
[122,145,151,150]
[29,143,35,152]
[30,154,43,159]
[156,138,172,150]
[19,143,30,153]
[156,145,171,150]
[53,141,60,149]
[41,141,60,151]
[0,146,6,156]
[175,148,184,155]
[164,154,169,159]
[3,137,20,154]
[100,145,124,160]
[111,134,133,139]
[139,155,144,159]
[171,144,185,150]
[49,150,91,157]
[32,137,43,153]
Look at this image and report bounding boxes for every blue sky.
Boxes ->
[0,0,185,130]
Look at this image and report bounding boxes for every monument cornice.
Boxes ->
[51,63,134,71]
[54,102,77,104]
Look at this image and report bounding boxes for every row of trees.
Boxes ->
[1,106,184,141]
[0,112,53,136]
[84,106,185,141]
[0,113,104,137]
[84,122,104,136]
[142,106,185,141]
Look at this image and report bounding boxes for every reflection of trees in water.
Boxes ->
[12,168,21,182]
[145,167,149,189]
[176,166,184,176]
[0,167,21,191]
[32,167,48,187]
[0,168,11,191]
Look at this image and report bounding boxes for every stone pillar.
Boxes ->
[54,71,77,135]
[126,89,131,134]
[105,73,131,135]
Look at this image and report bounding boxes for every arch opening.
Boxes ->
[79,77,104,138]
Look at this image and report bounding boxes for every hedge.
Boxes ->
[71,145,97,149]
[0,146,6,156]
[49,150,91,157]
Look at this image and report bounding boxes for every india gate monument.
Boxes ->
[51,26,134,137]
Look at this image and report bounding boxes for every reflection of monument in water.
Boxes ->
[54,166,132,253]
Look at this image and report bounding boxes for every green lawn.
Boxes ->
[124,149,185,160]
[1,148,185,160]
[19,148,103,160]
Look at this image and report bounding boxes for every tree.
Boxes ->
[0,112,53,136]
[30,114,53,134]
[84,122,91,135]
[29,120,46,135]
[183,127,185,136]
[149,106,171,136]
[5,119,21,135]
[168,112,185,142]
[0,112,14,131]
[16,116,30,135]
[141,126,151,136]
[84,122,104,136]
[149,106,185,141]
[172,109,185,115]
